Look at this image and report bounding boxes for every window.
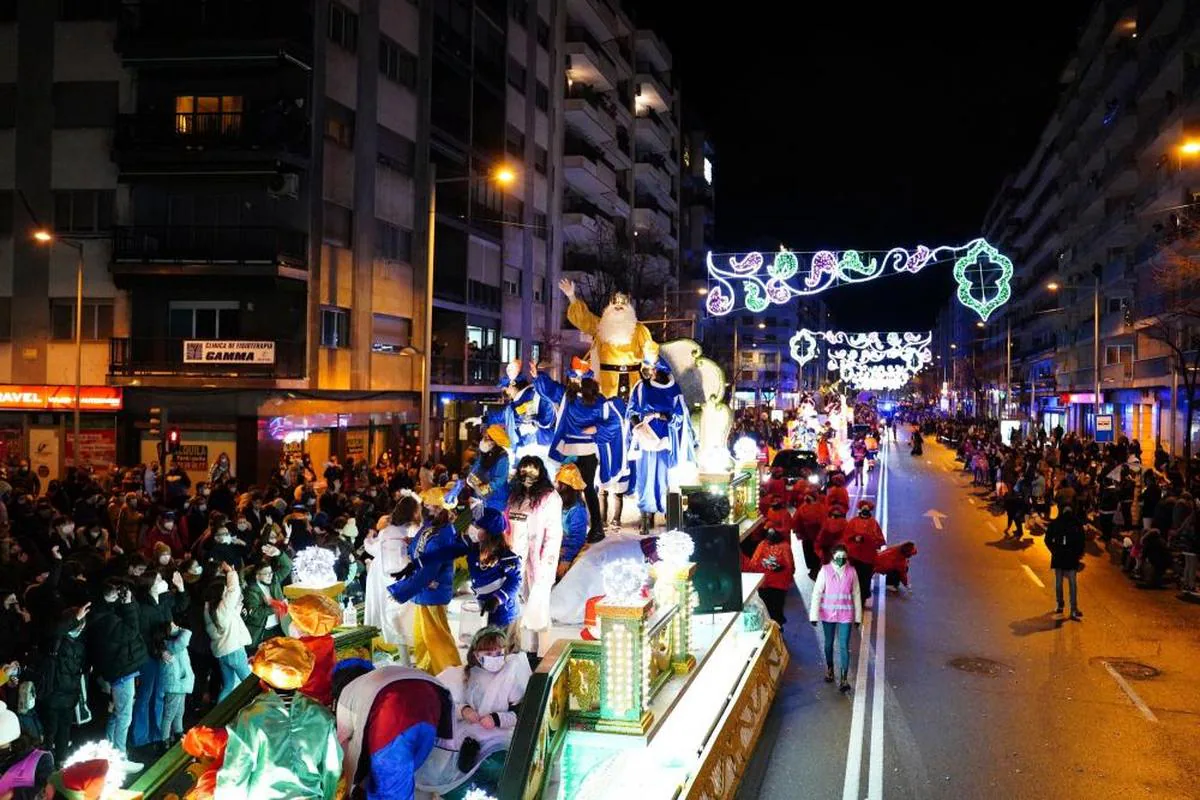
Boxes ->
[505,123,525,158]
[328,1,358,52]
[534,81,549,112]
[0,298,10,341]
[52,81,117,128]
[379,36,417,89]
[535,16,549,48]
[324,100,355,147]
[371,313,412,353]
[377,126,415,175]
[533,212,548,239]
[175,95,243,136]
[50,299,113,341]
[53,190,114,235]
[506,56,526,93]
[0,191,10,236]
[375,219,412,262]
[533,277,546,303]
[321,307,350,348]
[323,202,353,247]
[501,336,520,363]
[533,145,547,175]
[1105,345,1133,365]
[530,341,542,365]
[509,0,528,24]
[503,266,521,297]
[1107,297,1124,314]
[168,301,240,339]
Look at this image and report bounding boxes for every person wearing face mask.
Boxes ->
[363,495,419,656]
[9,461,39,500]
[815,505,849,564]
[809,544,862,693]
[131,568,185,750]
[761,495,793,543]
[45,516,76,561]
[204,563,253,701]
[503,456,563,654]
[29,604,89,761]
[467,425,512,515]
[531,358,626,544]
[748,526,795,627]
[415,627,532,788]
[792,492,826,580]
[201,515,246,570]
[843,500,886,602]
[242,548,292,649]
[86,578,145,767]
[143,510,184,561]
[627,350,695,536]
[112,493,144,555]
[179,495,208,551]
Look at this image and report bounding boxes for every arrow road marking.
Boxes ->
[924,509,947,530]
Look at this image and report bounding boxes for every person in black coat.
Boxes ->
[31,604,88,760]
[1046,506,1085,619]
[87,578,146,758]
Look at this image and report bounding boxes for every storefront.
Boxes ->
[0,385,122,488]
[1110,388,1159,447]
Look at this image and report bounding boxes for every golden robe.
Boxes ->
[566,299,656,400]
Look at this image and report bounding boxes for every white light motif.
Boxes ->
[732,436,758,464]
[789,329,932,390]
[656,529,695,567]
[63,740,129,793]
[602,559,649,605]
[703,157,713,185]
[291,546,339,589]
[464,789,499,800]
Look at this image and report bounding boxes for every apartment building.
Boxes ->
[974,0,1200,452]
[557,0,681,355]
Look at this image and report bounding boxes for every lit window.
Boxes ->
[175,95,243,136]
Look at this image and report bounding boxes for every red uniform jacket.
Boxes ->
[792,501,826,542]
[748,539,795,590]
[874,542,916,585]
[298,633,336,707]
[760,479,788,513]
[826,485,850,513]
[762,506,794,540]
[815,517,848,562]
[842,517,885,565]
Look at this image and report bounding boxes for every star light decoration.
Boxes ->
[602,559,650,605]
[705,238,1011,322]
[789,329,933,391]
[656,529,695,567]
[63,740,130,793]
[291,546,340,589]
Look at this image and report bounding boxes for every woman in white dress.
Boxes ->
[363,492,421,662]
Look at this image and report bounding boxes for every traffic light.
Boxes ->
[166,428,181,454]
[149,407,165,440]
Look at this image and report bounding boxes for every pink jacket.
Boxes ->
[809,562,862,624]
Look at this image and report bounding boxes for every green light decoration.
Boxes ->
[836,250,874,279]
[743,281,769,312]
[767,248,799,281]
[953,239,1013,322]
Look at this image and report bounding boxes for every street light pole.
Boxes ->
[1093,273,1101,435]
[1005,316,1011,420]
[73,242,83,461]
[420,163,436,463]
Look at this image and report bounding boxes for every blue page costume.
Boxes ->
[627,356,695,514]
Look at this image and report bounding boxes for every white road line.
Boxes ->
[1103,661,1159,723]
[867,451,888,800]
[986,521,997,533]
[842,608,873,800]
[1021,564,1045,588]
[968,497,975,504]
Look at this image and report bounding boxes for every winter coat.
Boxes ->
[136,591,178,653]
[815,517,848,562]
[873,542,916,585]
[205,571,252,658]
[160,628,195,695]
[88,599,148,682]
[843,516,885,565]
[748,539,795,590]
[241,552,293,647]
[1046,511,1085,571]
[31,619,86,710]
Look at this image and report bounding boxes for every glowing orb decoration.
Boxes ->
[656,529,695,567]
[63,740,129,793]
[732,436,758,465]
[291,546,339,589]
[706,238,1012,321]
[602,559,649,605]
[464,789,499,800]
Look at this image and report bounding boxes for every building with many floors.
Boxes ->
[964,0,1200,453]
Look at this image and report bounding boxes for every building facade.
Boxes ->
[972,0,1200,452]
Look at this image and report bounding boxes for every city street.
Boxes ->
[742,437,1200,800]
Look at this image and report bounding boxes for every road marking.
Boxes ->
[923,509,947,530]
[1021,564,1045,588]
[842,611,873,800]
[1103,661,1159,723]
[968,497,975,504]
[867,455,889,800]
[986,521,997,533]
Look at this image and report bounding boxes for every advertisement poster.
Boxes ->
[345,430,368,462]
[183,340,275,364]
[173,444,209,472]
[66,428,117,470]
[28,428,60,490]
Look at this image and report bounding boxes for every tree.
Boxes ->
[1139,242,1200,480]
[562,225,674,323]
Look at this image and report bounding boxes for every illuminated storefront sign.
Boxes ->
[0,385,123,412]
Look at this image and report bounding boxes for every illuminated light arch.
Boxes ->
[705,237,1013,321]
[789,329,933,391]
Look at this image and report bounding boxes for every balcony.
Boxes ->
[634,204,670,237]
[563,152,617,201]
[114,111,310,173]
[116,0,312,65]
[112,225,308,277]
[1133,356,1171,382]
[563,198,602,244]
[109,337,305,380]
[635,70,673,114]
[566,28,618,92]
[635,159,673,203]
[635,112,672,154]
[431,356,502,387]
[635,31,672,73]
[564,87,617,147]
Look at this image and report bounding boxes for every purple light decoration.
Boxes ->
[807,251,838,288]
[707,287,734,316]
[765,279,791,304]
[900,245,932,273]
[729,252,764,274]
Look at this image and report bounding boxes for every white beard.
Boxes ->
[596,304,638,346]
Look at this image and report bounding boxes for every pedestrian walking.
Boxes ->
[1045,505,1085,620]
[748,527,795,626]
[810,544,862,693]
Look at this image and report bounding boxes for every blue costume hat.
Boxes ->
[475,507,507,538]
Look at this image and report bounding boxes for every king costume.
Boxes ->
[565,295,656,401]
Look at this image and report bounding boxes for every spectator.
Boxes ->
[31,603,88,761]
[156,620,194,752]
[1045,505,1085,620]
[204,563,252,701]
[87,578,145,768]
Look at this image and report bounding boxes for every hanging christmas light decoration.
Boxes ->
[705,238,1011,321]
[789,329,933,391]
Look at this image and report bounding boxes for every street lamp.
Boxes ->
[420,163,517,461]
[1179,140,1200,156]
[33,230,85,468]
[1047,281,1060,292]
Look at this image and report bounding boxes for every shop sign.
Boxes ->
[183,340,275,364]
[345,430,368,461]
[1095,414,1114,443]
[1067,393,1097,404]
[0,385,122,412]
[172,443,209,471]
[66,428,117,469]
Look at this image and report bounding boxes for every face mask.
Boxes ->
[237,521,251,532]
[60,523,75,535]
[197,504,207,512]
[765,530,781,543]
[162,520,175,531]
[467,526,483,543]
[479,440,494,453]
[215,534,232,545]
[833,553,848,566]
[479,654,505,673]
[158,554,171,565]
[860,510,871,518]
[103,592,119,603]
[202,488,211,496]
[130,567,146,577]
[188,563,204,577]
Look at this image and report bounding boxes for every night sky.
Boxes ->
[631,2,1094,330]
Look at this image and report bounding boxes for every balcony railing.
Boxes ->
[431,356,502,386]
[109,337,305,378]
[113,225,307,267]
[115,111,310,156]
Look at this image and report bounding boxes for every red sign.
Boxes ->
[65,428,117,469]
[0,386,123,412]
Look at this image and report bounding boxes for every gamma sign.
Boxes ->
[183,340,276,364]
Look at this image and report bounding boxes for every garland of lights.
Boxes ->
[789,329,933,391]
[705,238,1013,321]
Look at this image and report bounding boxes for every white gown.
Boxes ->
[549,537,649,624]
[362,522,418,658]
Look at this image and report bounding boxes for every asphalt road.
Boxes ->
[739,436,1200,800]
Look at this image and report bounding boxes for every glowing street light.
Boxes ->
[1047,281,1060,291]
[33,229,53,243]
[1179,140,1200,156]
[493,166,517,185]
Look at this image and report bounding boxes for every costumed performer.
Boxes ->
[815,505,849,564]
[362,491,420,659]
[393,508,522,637]
[627,348,695,535]
[215,636,341,800]
[874,541,917,593]
[416,626,532,794]
[531,357,625,543]
[555,464,590,579]
[505,456,563,655]
[333,660,455,800]
[484,359,557,470]
[792,492,826,579]
[843,499,886,601]
[386,487,462,675]
[467,424,511,514]
[286,592,342,707]
[559,278,655,403]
